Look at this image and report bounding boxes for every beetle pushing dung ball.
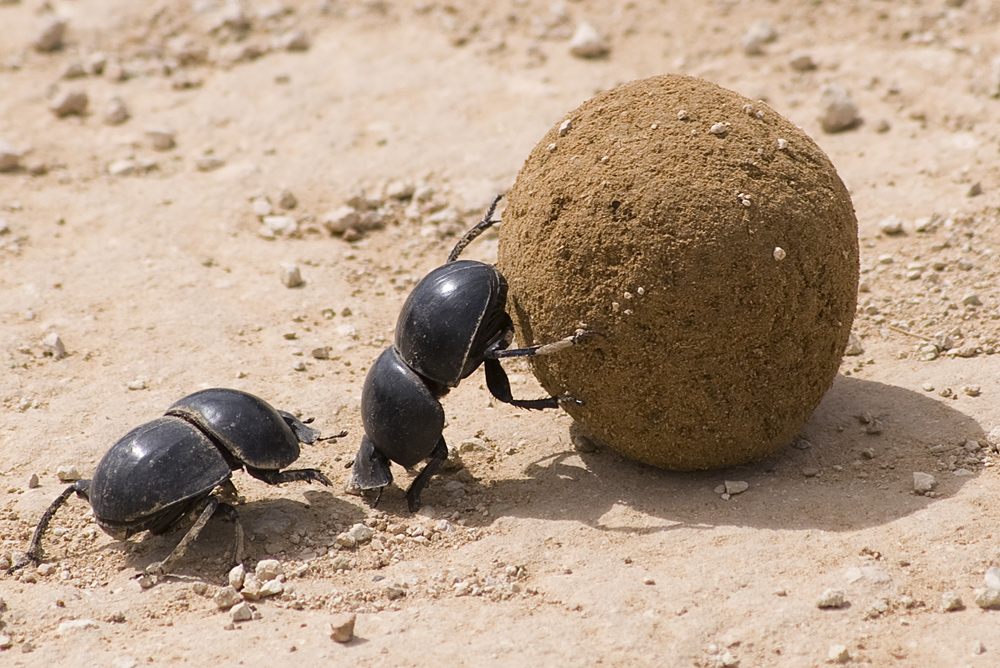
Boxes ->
[499,74,859,470]
[26,389,342,575]
[350,196,595,510]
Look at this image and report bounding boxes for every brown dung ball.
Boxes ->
[498,74,859,470]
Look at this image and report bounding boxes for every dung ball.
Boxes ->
[498,74,858,470]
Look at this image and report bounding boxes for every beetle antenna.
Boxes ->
[447,194,503,262]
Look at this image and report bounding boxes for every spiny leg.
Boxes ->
[278,410,321,444]
[146,495,220,576]
[26,480,91,564]
[213,502,245,567]
[405,437,449,512]
[246,467,332,486]
[447,194,503,262]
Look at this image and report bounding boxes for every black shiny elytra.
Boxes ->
[351,196,591,511]
[25,388,342,575]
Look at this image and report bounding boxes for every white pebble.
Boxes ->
[878,215,904,235]
[348,523,374,544]
[569,22,610,59]
[773,247,786,261]
[985,566,1000,590]
[280,263,303,288]
[230,602,253,622]
[816,588,846,608]
[322,206,360,235]
[776,138,788,150]
[255,559,283,581]
[709,122,729,136]
[827,645,851,664]
[228,564,246,590]
[57,619,99,634]
[789,51,817,71]
[215,585,241,609]
[741,19,777,55]
[724,480,749,495]
[42,332,67,359]
[819,84,860,133]
[558,119,573,136]
[843,333,864,356]
[57,464,81,482]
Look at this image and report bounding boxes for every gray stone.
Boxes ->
[913,472,936,494]
[214,585,242,609]
[228,564,246,590]
[230,602,253,622]
[975,587,1000,609]
[57,464,81,482]
[34,16,67,53]
[816,588,846,609]
[255,559,283,581]
[280,263,303,288]
[569,22,610,59]
[104,97,130,125]
[0,139,21,172]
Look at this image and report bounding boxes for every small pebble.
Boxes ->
[262,215,297,237]
[878,215,904,235]
[228,564,246,590]
[819,84,860,133]
[973,640,987,655]
[230,602,253,622]
[816,588,846,609]
[329,613,356,643]
[568,22,610,59]
[741,19,777,55]
[127,379,147,391]
[773,246,786,261]
[57,619,99,634]
[103,97,130,125]
[215,585,242,609]
[828,645,851,664]
[34,16,67,53]
[277,189,298,210]
[280,263,304,288]
[985,566,1000,590]
[146,128,176,151]
[27,473,40,488]
[942,591,964,611]
[385,585,406,600]
[0,139,21,172]
[255,559,283,581]
[724,480,749,495]
[42,332,67,359]
[57,464,81,482]
[789,51,817,71]
[843,333,864,356]
[709,122,729,136]
[913,472,936,494]
[975,588,1000,610]
[195,155,225,171]
[50,90,89,118]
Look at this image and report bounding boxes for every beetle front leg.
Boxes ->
[405,437,449,512]
[484,358,563,409]
[25,480,91,565]
[146,495,221,576]
[213,502,245,567]
[487,328,598,360]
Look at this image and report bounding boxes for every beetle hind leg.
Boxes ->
[245,467,332,486]
[405,437,449,512]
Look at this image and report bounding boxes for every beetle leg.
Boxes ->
[213,502,245,567]
[277,410,322,444]
[484,358,570,410]
[487,328,599,360]
[25,480,91,565]
[245,466,332,486]
[405,437,448,512]
[146,495,220,576]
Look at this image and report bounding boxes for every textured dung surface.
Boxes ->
[499,74,859,469]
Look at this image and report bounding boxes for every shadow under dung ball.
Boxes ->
[498,74,859,469]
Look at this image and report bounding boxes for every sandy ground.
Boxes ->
[3,0,1000,666]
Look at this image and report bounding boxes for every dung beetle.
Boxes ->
[350,196,593,510]
[26,388,343,575]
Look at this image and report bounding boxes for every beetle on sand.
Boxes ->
[25,388,343,575]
